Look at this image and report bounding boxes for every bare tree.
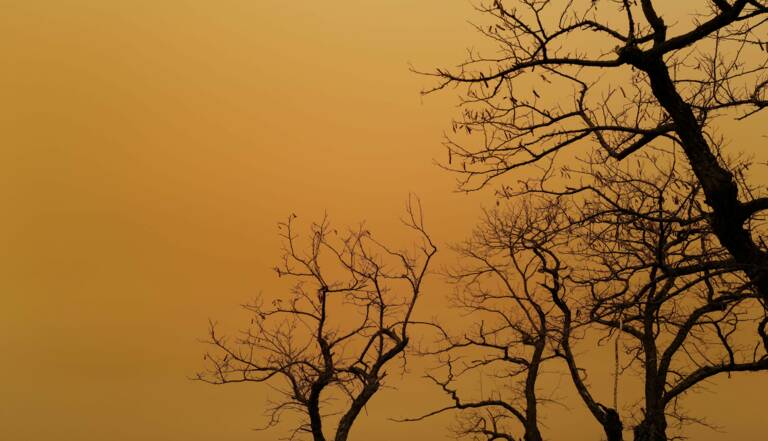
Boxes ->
[408,153,768,441]
[424,0,768,302]
[563,155,768,441]
[401,199,567,441]
[196,199,436,441]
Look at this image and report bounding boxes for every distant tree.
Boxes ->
[196,199,436,441]
[424,0,768,305]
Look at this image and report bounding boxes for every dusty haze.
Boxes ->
[2,1,766,440]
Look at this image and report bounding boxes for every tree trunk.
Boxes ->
[523,424,544,441]
[641,56,768,303]
[308,373,331,441]
[333,381,380,441]
[308,391,327,441]
[603,407,624,441]
[633,413,668,441]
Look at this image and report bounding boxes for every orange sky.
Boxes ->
[2,1,767,440]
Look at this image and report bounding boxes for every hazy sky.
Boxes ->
[2,1,767,440]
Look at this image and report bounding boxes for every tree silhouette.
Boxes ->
[407,153,767,441]
[425,0,768,304]
[563,155,768,441]
[197,3,768,440]
[196,199,436,441]
[401,199,566,441]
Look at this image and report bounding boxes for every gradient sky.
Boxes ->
[2,1,767,440]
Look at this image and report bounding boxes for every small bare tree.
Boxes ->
[402,199,567,441]
[196,199,436,441]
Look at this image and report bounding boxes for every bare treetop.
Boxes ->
[424,0,768,314]
[196,198,436,441]
[427,1,766,188]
